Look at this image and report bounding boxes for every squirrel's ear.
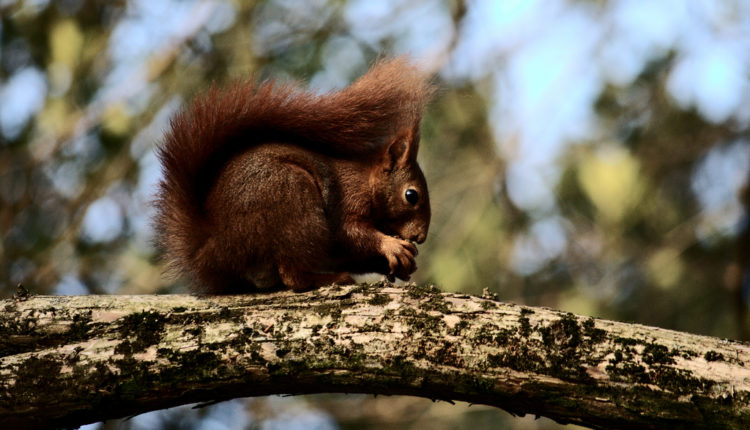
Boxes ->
[383,133,418,171]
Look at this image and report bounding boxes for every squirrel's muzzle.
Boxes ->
[411,232,427,244]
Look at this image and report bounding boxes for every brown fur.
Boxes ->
[155,58,434,293]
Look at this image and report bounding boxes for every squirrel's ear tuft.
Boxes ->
[383,132,418,171]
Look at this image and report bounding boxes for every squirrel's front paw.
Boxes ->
[380,236,417,280]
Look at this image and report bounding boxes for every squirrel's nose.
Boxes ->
[411,232,426,244]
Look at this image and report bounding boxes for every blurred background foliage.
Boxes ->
[2,0,750,428]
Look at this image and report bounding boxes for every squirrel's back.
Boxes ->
[155,58,433,285]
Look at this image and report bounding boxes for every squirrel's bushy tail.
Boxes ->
[155,57,434,279]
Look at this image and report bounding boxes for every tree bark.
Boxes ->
[1,283,748,429]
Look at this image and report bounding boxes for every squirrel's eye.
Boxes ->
[405,189,419,205]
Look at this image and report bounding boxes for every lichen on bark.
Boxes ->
[1,283,749,430]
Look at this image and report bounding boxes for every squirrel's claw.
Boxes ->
[381,235,417,281]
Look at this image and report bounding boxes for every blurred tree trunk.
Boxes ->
[730,178,750,341]
[1,284,749,430]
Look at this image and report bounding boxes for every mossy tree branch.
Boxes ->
[1,283,749,429]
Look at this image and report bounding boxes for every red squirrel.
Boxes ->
[155,58,434,293]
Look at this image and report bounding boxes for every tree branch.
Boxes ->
[1,283,748,429]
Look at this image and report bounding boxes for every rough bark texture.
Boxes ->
[1,283,748,429]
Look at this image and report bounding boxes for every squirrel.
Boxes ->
[155,58,434,293]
